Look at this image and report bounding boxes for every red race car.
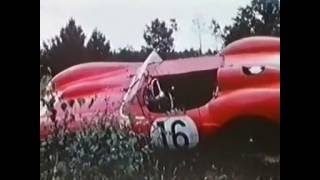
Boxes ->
[40,36,280,150]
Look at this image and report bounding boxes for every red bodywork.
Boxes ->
[40,36,280,149]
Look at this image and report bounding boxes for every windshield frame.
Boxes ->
[119,51,163,120]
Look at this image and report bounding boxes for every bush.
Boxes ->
[40,125,152,180]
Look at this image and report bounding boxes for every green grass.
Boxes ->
[40,123,279,180]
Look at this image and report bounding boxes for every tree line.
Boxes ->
[40,0,279,77]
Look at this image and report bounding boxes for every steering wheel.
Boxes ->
[144,78,177,112]
[143,78,162,102]
[150,78,165,99]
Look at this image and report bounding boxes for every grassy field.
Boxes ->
[40,120,280,180]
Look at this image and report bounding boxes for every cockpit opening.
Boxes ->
[144,69,218,113]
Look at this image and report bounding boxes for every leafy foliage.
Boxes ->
[111,46,150,62]
[40,119,280,179]
[40,0,280,76]
[41,18,87,75]
[39,17,208,76]
[86,29,111,60]
[40,126,152,180]
[41,19,113,76]
[210,0,280,46]
[143,18,178,58]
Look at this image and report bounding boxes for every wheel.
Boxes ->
[205,118,280,155]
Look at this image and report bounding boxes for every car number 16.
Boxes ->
[150,116,199,150]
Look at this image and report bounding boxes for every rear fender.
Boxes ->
[199,88,280,137]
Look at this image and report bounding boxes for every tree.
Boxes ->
[205,49,214,55]
[112,46,148,61]
[42,18,87,75]
[192,17,206,55]
[40,49,49,79]
[86,29,111,60]
[210,0,280,46]
[143,18,178,58]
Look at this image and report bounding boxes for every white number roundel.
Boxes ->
[150,116,199,150]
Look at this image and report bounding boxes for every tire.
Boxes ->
[205,118,280,155]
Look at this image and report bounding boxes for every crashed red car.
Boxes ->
[40,36,280,150]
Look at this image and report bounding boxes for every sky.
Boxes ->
[40,0,251,52]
